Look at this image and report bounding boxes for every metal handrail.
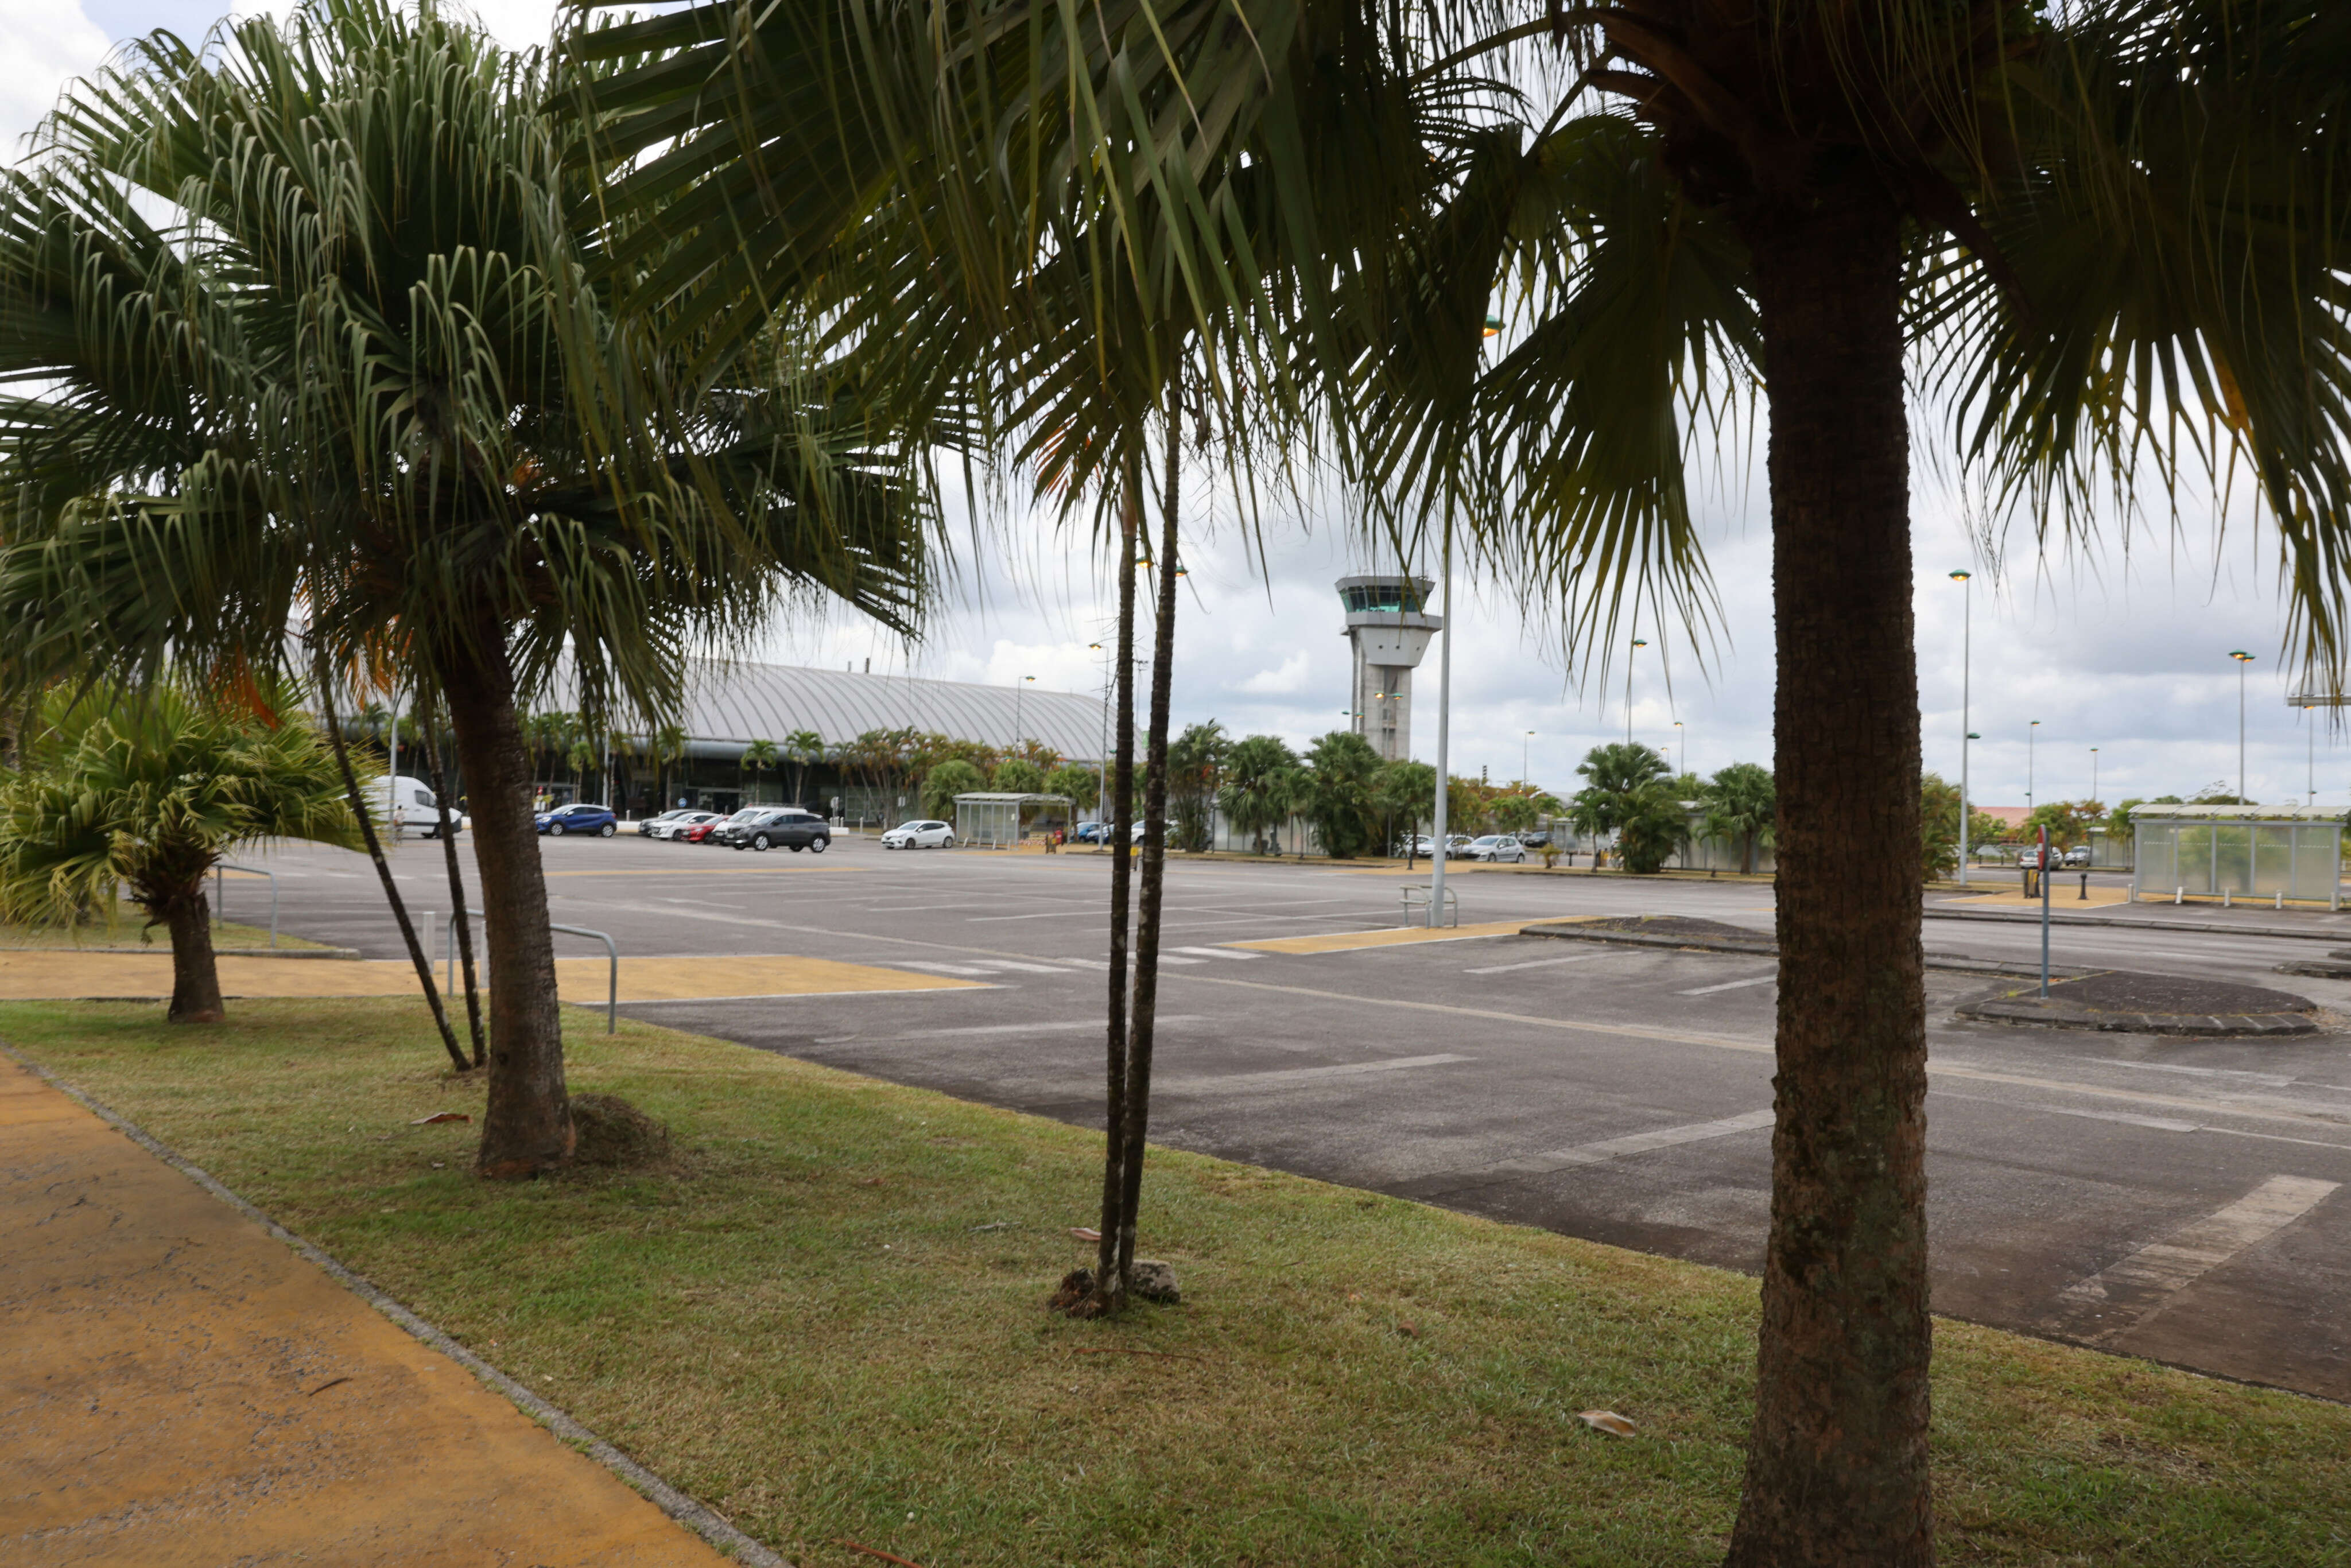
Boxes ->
[215,863,279,947]
[442,907,619,1034]
[1399,883,1458,929]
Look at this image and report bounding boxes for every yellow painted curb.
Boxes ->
[1226,919,1538,955]
[1937,888,2133,909]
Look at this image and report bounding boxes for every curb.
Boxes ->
[1952,999,2319,1037]
[1518,922,2097,981]
[1923,907,2351,943]
[0,1042,786,1568]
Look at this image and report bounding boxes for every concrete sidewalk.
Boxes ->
[0,1059,739,1566]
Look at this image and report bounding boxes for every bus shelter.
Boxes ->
[952,791,1073,849]
[2131,805,2342,908]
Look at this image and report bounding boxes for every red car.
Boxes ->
[679,817,726,843]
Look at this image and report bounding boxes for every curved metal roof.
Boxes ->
[561,657,1109,763]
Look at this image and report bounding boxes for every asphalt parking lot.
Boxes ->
[221,832,2351,1402]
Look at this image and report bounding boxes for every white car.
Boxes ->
[648,810,719,841]
[1466,834,1527,863]
[635,809,693,836]
[882,819,956,849]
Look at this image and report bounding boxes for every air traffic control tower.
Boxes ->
[1337,574,1440,761]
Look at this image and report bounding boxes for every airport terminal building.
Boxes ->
[544,657,1108,822]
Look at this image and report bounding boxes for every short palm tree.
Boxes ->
[650,721,690,810]
[741,739,782,801]
[1701,763,1776,876]
[1219,735,1304,855]
[0,0,936,1177]
[0,680,362,1022]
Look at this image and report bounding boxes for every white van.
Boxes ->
[365,775,453,839]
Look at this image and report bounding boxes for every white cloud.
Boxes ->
[0,0,108,163]
[1239,651,1313,695]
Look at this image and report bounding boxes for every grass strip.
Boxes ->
[6,996,2348,1566]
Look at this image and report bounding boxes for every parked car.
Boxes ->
[1515,830,1551,848]
[882,819,956,849]
[716,807,831,852]
[534,802,616,837]
[677,815,727,843]
[2060,845,2091,869]
[1072,821,1108,844]
[647,810,719,841]
[1466,833,1527,863]
[635,808,692,837]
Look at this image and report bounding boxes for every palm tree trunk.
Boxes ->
[160,883,225,1023]
[1725,187,1933,1566]
[421,713,486,1068]
[441,628,574,1177]
[1091,471,1142,1311]
[314,651,470,1073]
[1112,419,1182,1288]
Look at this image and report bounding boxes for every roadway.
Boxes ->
[214,834,2351,1403]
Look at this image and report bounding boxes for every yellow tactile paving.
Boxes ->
[0,1059,730,1566]
[0,951,976,1003]
[1227,919,1539,954]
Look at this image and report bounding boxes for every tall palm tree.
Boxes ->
[650,721,690,810]
[740,738,781,802]
[0,0,937,1178]
[783,728,825,806]
[565,0,2351,1555]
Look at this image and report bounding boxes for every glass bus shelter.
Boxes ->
[2132,807,2342,908]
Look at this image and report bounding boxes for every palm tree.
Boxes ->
[649,722,690,811]
[1219,735,1305,855]
[565,0,2351,1553]
[1702,763,1776,876]
[741,739,782,802]
[0,0,936,1178]
[783,728,825,807]
[0,679,362,1023]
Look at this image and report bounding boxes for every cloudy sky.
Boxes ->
[13,0,2338,812]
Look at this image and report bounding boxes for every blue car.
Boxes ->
[535,802,618,837]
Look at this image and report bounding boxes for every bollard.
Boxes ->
[2277,890,2285,910]
[2175,886,2183,904]
[2224,889,2232,908]
[2079,872,2088,901]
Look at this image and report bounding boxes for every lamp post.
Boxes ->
[1429,518,1455,926]
[1012,673,1035,752]
[1673,719,1685,778]
[2306,704,2317,802]
[1625,637,1647,746]
[2089,746,2099,804]
[2230,650,2255,800]
[1089,645,1107,819]
[1952,569,1972,884]
[2028,719,2039,808]
[1523,729,1535,785]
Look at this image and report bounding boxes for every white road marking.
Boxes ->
[1161,1053,1471,1092]
[830,1015,1208,1042]
[1677,973,1777,996]
[964,960,1075,974]
[2094,1058,2298,1090]
[966,909,1109,922]
[1171,946,1261,960]
[2054,1175,2339,1344]
[889,961,996,976]
[1484,1109,1776,1175]
[1464,953,1617,975]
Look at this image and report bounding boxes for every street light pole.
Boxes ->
[1014,673,1034,751]
[2028,719,2039,808]
[1673,719,1685,777]
[2231,650,2256,799]
[1523,729,1534,785]
[2090,746,2099,803]
[1429,517,1454,927]
[2307,704,2317,801]
[1089,645,1106,820]
[1625,637,1647,747]
[1951,570,1972,884]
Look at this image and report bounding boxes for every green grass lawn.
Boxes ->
[7,998,2348,1567]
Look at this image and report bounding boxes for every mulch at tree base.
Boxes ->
[1956,969,2318,1037]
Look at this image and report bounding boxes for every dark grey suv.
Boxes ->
[719,807,831,853]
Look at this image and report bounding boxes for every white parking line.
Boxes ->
[1483,1108,1776,1175]
[1464,953,1617,975]
[1171,946,1262,960]
[1161,1053,1471,1092]
[2054,1175,2340,1344]
[1677,973,1777,996]
[965,960,1076,974]
[888,961,996,977]
[829,1015,1209,1042]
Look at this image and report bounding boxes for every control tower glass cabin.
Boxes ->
[1337,574,1440,761]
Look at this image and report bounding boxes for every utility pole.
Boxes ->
[1952,570,1972,885]
[2231,650,2255,799]
[1429,518,1454,927]
[2028,719,2039,808]
[1625,638,1646,747]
